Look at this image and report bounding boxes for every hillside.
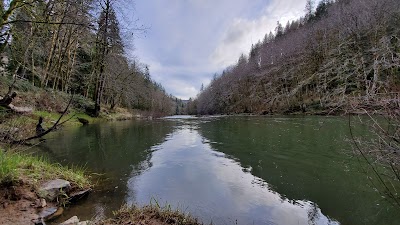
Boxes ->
[195,0,400,115]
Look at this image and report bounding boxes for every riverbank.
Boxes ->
[0,149,91,225]
[0,149,204,225]
[0,78,202,225]
[0,75,139,145]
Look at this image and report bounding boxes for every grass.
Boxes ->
[97,202,206,225]
[33,110,98,127]
[33,108,132,127]
[0,149,91,189]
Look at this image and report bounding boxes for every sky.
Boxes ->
[127,0,313,99]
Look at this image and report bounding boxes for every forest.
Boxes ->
[1,1,400,224]
[192,0,400,115]
[0,0,174,117]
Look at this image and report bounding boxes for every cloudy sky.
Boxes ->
[129,0,312,99]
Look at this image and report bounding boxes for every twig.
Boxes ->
[348,113,400,208]
[12,96,74,145]
[57,113,77,126]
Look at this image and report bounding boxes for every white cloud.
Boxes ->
[133,0,313,99]
[140,56,217,99]
[211,0,309,68]
[163,79,198,99]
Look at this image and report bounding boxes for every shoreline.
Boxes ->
[0,149,205,225]
[0,150,91,225]
[0,79,182,224]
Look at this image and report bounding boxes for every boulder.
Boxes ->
[59,216,79,225]
[45,207,64,221]
[77,117,89,125]
[38,179,70,201]
[68,188,92,203]
[38,207,58,221]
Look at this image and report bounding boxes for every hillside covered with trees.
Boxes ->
[194,0,400,115]
[0,0,174,116]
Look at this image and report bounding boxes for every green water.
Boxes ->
[37,116,400,225]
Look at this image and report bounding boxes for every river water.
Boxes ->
[36,116,400,225]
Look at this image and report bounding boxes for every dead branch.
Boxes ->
[57,113,77,126]
[12,96,74,145]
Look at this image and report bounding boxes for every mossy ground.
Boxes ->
[0,75,135,143]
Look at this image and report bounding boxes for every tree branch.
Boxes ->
[3,20,93,28]
[12,96,74,145]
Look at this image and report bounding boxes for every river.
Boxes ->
[35,116,400,225]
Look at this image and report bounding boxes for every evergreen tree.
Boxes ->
[93,0,123,116]
[275,21,284,38]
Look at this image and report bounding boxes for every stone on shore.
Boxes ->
[68,188,92,203]
[43,207,64,221]
[59,216,79,225]
[38,179,71,201]
[38,207,57,221]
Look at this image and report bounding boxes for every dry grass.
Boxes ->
[97,203,206,225]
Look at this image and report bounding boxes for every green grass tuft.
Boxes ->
[0,149,91,189]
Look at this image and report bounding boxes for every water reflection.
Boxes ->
[35,120,177,223]
[126,123,338,225]
[35,116,400,225]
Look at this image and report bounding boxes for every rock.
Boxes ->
[38,179,71,201]
[33,199,46,208]
[59,216,79,225]
[38,207,57,220]
[39,207,64,221]
[77,221,89,225]
[32,218,46,225]
[40,199,47,208]
[47,207,64,221]
[77,117,89,125]
[68,188,92,203]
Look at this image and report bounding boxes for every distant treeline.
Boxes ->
[0,0,174,116]
[191,0,400,115]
